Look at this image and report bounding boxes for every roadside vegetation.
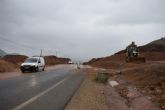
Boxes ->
[94,72,109,83]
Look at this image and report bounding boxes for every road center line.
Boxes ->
[12,77,69,110]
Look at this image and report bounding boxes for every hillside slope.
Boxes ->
[0,59,18,72]
[85,37,165,69]
[3,55,28,64]
[117,37,165,54]
[139,37,165,52]
[44,55,70,66]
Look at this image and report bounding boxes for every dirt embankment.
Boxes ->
[44,55,70,66]
[0,55,70,73]
[84,53,142,69]
[85,52,165,69]
[3,55,28,64]
[82,38,165,109]
[0,55,28,73]
[84,57,165,109]
[119,63,165,110]
[84,53,125,69]
[0,59,18,72]
[117,37,165,54]
[85,38,165,69]
[141,52,165,61]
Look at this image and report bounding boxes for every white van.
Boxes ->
[20,57,45,73]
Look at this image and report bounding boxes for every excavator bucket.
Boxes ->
[126,57,146,63]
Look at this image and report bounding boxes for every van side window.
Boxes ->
[38,59,41,63]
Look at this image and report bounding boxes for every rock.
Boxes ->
[109,80,119,87]
[100,90,104,94]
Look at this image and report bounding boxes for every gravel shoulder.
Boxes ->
[65,68,109,110]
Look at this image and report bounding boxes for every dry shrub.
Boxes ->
[94,72,109,83]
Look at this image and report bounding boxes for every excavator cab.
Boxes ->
[126,42,145,63]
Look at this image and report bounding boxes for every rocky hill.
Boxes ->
[44,55,71,66]
[84,37,165,69]
[139,37,165,52]
[117,37,165,54]
[3,55,28,64]
[2,54,70,66]
[0,54,71,73]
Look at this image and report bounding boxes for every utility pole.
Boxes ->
[40,49,42,57]
[56,51,58,57]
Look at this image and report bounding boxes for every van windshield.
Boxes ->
[25,58,38,63]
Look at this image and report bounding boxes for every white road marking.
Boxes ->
[12,77,68,110]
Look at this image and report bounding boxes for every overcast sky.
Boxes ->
[0,0,165,61]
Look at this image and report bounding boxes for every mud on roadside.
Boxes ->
[104,63,165,110]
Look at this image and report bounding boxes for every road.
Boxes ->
[0,65,84,110]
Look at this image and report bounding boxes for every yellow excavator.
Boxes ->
[125,42,145,63]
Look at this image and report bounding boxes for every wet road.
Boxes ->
[0,65,84,110]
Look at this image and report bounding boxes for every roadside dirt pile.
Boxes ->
[84,38,165,109]
[2,55,70,66]
[0,59,18,72]
[116,38,165,61]
[85,38,165,69]
[84,53,140,69]
[139,37,165,52]
[0,55,27,73]
[0,54,71,72]
[121,63,165,109]
[44,55,70,66]
[117,37,165,54]
[141,52,165,61]
[102,62,164,110]
[3,55,28,64]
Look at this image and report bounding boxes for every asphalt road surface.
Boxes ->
[0,65,84,110]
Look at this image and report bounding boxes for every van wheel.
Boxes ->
[35,67,39,72]
[21,70,25,73]
[42,67,45,71]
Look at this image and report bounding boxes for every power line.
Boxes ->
[0,35,39,50]
[0,35,58,56]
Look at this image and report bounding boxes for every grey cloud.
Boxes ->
[96,0,165,25]
[0,0,165,61]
